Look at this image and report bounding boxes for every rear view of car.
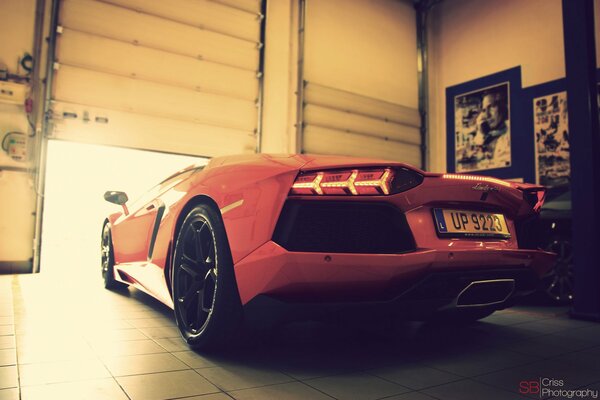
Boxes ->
[102,154,555,350]
[234,161,554,324]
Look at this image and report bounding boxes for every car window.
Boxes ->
[127,167,201,214]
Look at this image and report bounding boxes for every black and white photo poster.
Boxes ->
[534,92,570,186]
[454,83,511,172]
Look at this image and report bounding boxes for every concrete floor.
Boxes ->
[1,271,599,400]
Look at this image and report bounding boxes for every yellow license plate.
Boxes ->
[433,209,510,238]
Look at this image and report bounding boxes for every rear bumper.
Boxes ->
[233,240,555,307]
[243,270,533,325]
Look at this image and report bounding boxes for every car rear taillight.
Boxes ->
[290,167,422,196]
[441,173,512,187]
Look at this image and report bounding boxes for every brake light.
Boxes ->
[442,173,512,188]
[290,172,324,195]
[290,167,422,196]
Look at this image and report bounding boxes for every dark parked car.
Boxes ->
[535,185,573,303]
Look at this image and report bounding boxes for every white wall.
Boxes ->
[428,0,567,173]
[0,0,37,268]
[261,0,299,153]
[0,168,35,264]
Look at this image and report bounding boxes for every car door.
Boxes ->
[112,185,162,264]
[112,168,198,265]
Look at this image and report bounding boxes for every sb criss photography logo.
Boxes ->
[519,378,599,398]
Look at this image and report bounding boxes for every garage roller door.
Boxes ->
[301,0,421,167]
[50,0,263,157]
[302,82,422,167]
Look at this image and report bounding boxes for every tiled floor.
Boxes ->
[1,272,599,400]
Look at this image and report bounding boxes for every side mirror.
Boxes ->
[104,191,128,205]
[104,191,130,216]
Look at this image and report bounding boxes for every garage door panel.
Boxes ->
[300,0,420,166]
[301,81,422,167]
[304,0,417,107]
[56,29,258,101]
[51,102,256,157]
[303,104,421,145]
[60,0,259,71]
[101,0,260,42]
[303,125,421,166]
[53,65,257,131]
[304,82,420,128]
[53,0,261,154]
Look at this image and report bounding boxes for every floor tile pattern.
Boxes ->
[1,273,598,400]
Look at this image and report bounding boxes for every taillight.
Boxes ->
[290,167,422,196]
[442,173,512,188]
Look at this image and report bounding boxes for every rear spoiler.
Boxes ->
[436,173,547,213]
[512,182,546,213]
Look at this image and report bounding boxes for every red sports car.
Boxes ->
[102,154,554,350]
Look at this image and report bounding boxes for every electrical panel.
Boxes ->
[6,134,27,161]
[0,81,27,105]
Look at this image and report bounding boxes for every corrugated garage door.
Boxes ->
[300,0,422,167]
[50,0,263,157]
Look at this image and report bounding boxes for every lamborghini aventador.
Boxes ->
[101,154,555,350]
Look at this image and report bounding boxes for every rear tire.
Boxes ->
[171,204,242,351]
[101,222,128,290]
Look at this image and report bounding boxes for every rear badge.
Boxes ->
[471,183,498,201]
[471,183,498,192]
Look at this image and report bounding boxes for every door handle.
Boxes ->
[146,203,155,211]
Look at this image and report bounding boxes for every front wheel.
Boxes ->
[101,222,128,290]
[172,204,242,351]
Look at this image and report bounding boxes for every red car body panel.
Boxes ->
[106,154,554,311]
[234,242,554,305]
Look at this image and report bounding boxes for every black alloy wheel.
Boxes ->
[101,222,128,290]
[172,204,242,350]
[542,237,574,303]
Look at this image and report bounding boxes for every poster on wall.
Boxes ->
[533,92,569,187]
[454,83,511,173]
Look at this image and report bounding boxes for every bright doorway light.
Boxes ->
[41,140,207,278]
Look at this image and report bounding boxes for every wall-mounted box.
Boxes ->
[7,134,27,161]
[0,81,27,105]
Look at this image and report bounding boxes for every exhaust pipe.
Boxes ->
[455,279,515,308]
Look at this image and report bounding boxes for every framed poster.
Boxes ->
[533,92,569,186]
[446,67,527,181]
[454,83,511,172]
